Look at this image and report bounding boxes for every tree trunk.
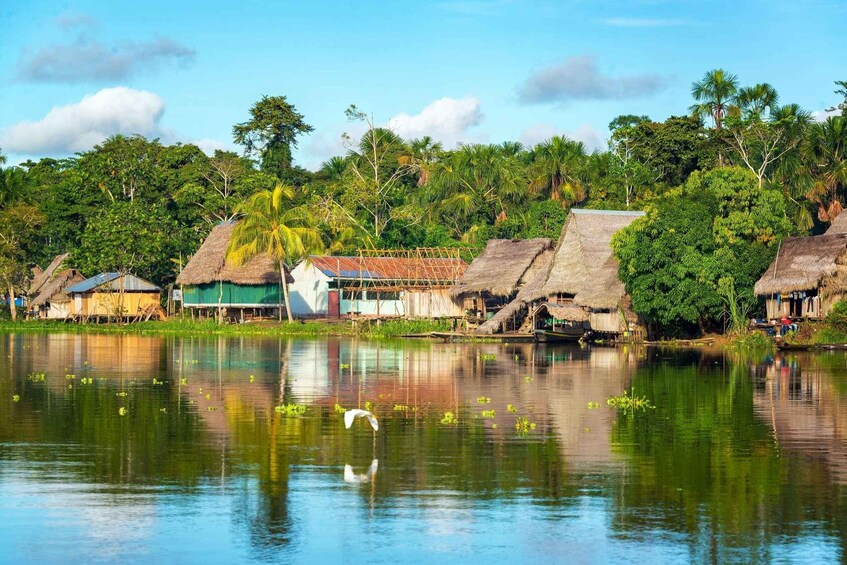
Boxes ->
[8,284,16,321]
[279,262,293,323]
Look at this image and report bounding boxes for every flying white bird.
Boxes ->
[343,459,379,484]
[344,408,379,431]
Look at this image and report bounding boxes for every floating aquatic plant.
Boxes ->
[27,372,45,382]
[152,378,164,385]
[506,404,517,413]
[340,363,350,369]
[80,377,93,385]
[515,416,537,434]
[480,353,496,361]
[334,403,346,414]
[393,404,408,411]
[364,400,374,412]
[275,403,307,416]
[65,374,76,380]
[440,411,458,425]
[524,376,533,383]
[12,394,20,402]
[606,389,655,412]
[587,402,600,409]
[249,375,255,383]
[118,407,127,416]
[180,378,187,385]
[481,409,495,418]
[477,396,491,404]
[116,392,127,397]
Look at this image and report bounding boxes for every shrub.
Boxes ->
[826,300,847,333]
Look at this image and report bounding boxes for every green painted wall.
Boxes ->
[182,282,280,307]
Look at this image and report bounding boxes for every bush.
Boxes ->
[826,300,847,333]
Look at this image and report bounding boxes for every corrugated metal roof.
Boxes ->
[308,256,467,283]
[65,273,161,293]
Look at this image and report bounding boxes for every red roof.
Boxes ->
[308,256,467,285]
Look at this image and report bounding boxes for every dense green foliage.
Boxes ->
[1,74,846,335]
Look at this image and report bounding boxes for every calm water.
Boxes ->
[1,333,846,564]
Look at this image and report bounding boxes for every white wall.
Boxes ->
[289,262,330,317]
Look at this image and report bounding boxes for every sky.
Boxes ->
[0,0,845,170]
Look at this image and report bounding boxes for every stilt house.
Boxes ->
[65,273,162,321]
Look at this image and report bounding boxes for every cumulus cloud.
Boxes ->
[812,107,842,122]
[520,123,604,152]
[599,17,688,27]
[17,35,195,83]
[388,97,483,148]
[0,87,166,154]
[190,138,234,156]
[518,54,664,104]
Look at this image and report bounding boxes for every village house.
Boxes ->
[288,254,467,319]
[26,253,85,319]
[450,238,554,328]
[754,217,847,319]
[176,223,293,321]
[65,273,162,321]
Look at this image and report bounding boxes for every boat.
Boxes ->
[775,342,813,351]
[534,329,583,343]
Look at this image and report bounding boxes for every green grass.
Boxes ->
[0,317,452,338]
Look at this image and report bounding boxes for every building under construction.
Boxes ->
[288,248,469,319]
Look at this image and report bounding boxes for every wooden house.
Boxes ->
[450,238,554,326]
[176,223,293,320]
[65,273,161,321]
[26,253,86,319]
[289,255,468,319]
[754,229,847,319]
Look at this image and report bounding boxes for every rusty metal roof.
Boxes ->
[308,256,468,284]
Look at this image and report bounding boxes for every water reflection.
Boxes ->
[1,334,846,562]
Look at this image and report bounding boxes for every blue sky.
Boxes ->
[1,0,845,169]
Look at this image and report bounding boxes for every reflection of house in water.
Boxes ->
[752,353,847,484]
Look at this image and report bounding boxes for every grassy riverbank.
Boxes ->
[0,317,451,338]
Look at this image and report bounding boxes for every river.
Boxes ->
[1,333,846,563]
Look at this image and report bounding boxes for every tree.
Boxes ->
[607,117,653,208]
[803,115,847,221]
[77,201,180,286]
[233,95,313,179]
[0,204,44,320]
[341,105,416,240]
[528,136,588,207]
[827,80,847,116]
[174,150,255,225]
[227,184,323,322]
[690,69,739,130]
[736,83,779,119]
[78,135,164,203]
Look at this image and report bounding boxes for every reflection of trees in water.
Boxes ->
[610,348,847,562]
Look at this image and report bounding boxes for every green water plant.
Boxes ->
[606,388,655,412]
[515,416,537,433]
[440,411,458,425]
[506,404,517,413]
[477,396,491,404]
[275,403,307,416]
[334,403,346,414]
[480,353,497,361]
[116,392,127,397]
[26,372,45,382]
[364,400,374,412]
[118,407,127,416]
[393,404,408,411]
[12,394,20,402]
[481,409,495,418]
[587,401,600,409]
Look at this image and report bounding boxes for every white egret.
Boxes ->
[344,408,379,431]
[343,459,379,484]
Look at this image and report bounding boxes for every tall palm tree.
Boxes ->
[803,115,847,222]
[403,136,443,186]
[737,83,779,119]
[227,183,323,322]
[528,136,587,206]
[690,69,739,130]
[319,156,347,181]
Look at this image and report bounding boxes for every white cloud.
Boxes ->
[812,107,841,122]
[388,97,483,148]
[0,87,166,154]
[191,138,233,156]
[520,122,604,152]
[518,54,665,103]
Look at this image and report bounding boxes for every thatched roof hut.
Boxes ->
[176,223,293,286]
[754,235,847,296]
[451,238,553,300]
[28,253,69,296]
[827,210,847,235]
[31,269,85,309]
[532,209,645,308]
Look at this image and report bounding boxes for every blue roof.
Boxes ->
[65,273,161,293]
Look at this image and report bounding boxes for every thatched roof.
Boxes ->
[28,253,69,296]
[827,210,847,235]
[754,234,847,295]
[31,269,85,307]
[474,250,554,334]
[451,238,553,299]
[309,256,467,282]
[538,302,589,322]
[533,209,645,309]
[176,223,293,286]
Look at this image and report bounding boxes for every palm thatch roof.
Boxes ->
[28,253,69,296]
[176,223,293,286]
[451,238,553,299]
[532,209,645,309]
[474,250,554,334]
[31,269,85,307]
[827,209,847,235]
[754,234,847,295]
[537,302,589,322]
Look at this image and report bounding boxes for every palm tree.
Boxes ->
[690,68,739,130]
[227,183,323,322]
[737,83,779,119]
[528,136,587,206]
[318,156,347,181]
[403,136,443,186]
[803,115,847,222]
